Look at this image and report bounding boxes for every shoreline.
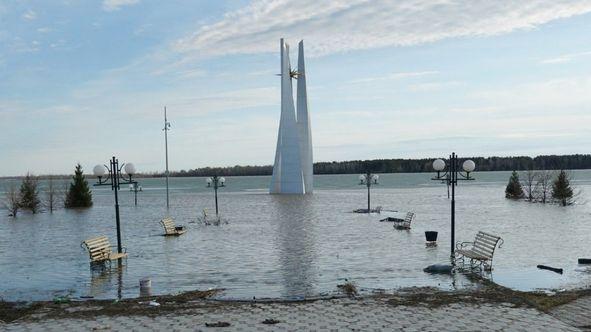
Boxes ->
[3,277,591,324]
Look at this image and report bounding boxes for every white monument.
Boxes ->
[269,39,313,194]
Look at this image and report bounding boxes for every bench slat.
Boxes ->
[86,241,110,248]
[473,240,496,251]
[84,238,109,246]
[473,244,494,256]
[475,237,498,247]
[478,231,501,239]
[476,234,499,244]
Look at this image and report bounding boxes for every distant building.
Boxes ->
[269,39,313,194]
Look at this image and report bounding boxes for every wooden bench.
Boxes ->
[81,236,127,263]
[393,212,414,230]
[456,231,503,270]
[161,217,186,236]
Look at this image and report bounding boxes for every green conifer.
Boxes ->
[552,170,574,206]
[505,170,524,199]
[19,173,41,213]
[65,163,93,208]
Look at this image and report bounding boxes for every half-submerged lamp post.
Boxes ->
[93,157,137,255]
[130,182,140,206]
[359,171,379,213]
[206,175,225,215]
[431,153,476,257]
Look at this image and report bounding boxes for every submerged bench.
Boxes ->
[393,212,414,230]
[81,236,127,263]
[456,231,503,270]
[161,217,186,236]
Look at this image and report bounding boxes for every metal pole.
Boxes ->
[112,157,123,254]
[367,177,371,213]
[164,107,170,209]
[134,183,138,206]
[450,153,456,258]
[214,177,219,215]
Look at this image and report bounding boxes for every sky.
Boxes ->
[1,0,591,176]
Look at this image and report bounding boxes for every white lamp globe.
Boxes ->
[433,159,446,171]
[372,174,379,181]
[463,160,476,173]
[93,165,106,177]
[219,177,226,184]
[359,175,365,182]
[206,177,212,185]
[124,163,136,176]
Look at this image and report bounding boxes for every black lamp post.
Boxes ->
[431,152,476,257]
[359,171,379,213]
[93,157,137,255]
[206,175,225,215]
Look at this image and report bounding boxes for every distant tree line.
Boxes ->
[163,154,591,177]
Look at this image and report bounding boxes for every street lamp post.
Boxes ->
[163,107,171,209]
[431,152,476,257]
[93,157,137,255]
[206,175,225,215]
[358,171,379,213]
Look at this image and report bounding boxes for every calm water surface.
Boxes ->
[1,171,591,301]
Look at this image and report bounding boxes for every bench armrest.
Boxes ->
[455,241,473,250]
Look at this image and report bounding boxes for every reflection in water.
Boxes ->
[89,261,125,300]
[272,195,317,298]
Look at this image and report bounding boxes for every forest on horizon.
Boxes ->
[162,154,591,177]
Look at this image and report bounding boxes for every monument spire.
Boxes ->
[270,39,313,194]
[297,40,314,194]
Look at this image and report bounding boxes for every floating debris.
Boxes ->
[423,264,453,274]
[205,321,231,327]
[337,281,358,297]
[537,265,563,274]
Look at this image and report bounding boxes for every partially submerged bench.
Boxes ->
[81,236,127,263]
[161,217,186,236]
[456,231,503,270]
[393,212,414,230]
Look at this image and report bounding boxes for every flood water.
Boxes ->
[1,170,591,301]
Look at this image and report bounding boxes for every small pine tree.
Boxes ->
[505,170,524,199]
[552,170,574,206]
[19,173,41,213]
[65,163,93,208]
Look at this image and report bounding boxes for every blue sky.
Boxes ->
[1,0,591,176]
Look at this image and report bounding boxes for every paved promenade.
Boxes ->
[2,296,584,331]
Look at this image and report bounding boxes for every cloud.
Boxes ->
[407,80,463,92]
[349,71,439,84]
[474,76,591,110]
[175,0,591,58]
[540,51,591,64]
[22,9,37,21]
[102,0,140,11]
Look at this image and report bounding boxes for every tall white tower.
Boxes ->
[270,39,314,194]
